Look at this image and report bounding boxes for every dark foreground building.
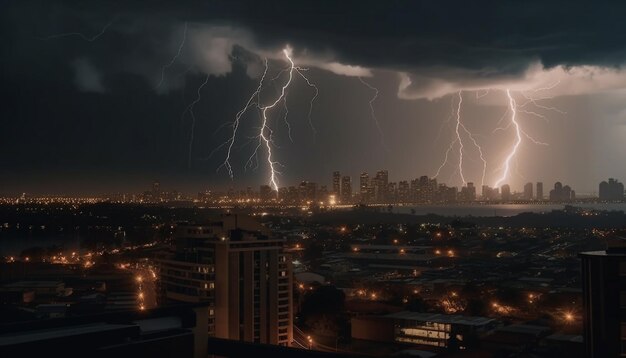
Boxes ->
[0,304,209,358]
[0,304,359,358]
[579,242,626,357]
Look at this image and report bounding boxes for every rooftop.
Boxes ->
[383,311,495,326]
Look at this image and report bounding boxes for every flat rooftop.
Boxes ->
[0,323,134,346]
[384,311,495,326]
[2,281,63,288]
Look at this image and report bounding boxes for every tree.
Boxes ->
[299,285,348,338]
[406,296,430,312]
[465,299,487,316]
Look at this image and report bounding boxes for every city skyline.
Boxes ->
[3,2,626,195]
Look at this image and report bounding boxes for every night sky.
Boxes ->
[2,0,626,195]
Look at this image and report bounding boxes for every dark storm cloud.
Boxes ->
[5,1,626,81]
[5,0,626,99]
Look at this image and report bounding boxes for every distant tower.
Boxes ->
[500,184,511,201]
[536,182,544,201]
[398,180,410,203]
[360,172,370,203]
[600,178,624,201]
[562,185,572,201]
[523,182,533,200]
[374,170,389,202]
[341,176,352,203]
[599,181,609,201]
[259,185,275,202]
[332,171,341,196]
[550,182,563,201]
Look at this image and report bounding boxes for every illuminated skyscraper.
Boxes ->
[158,215,292,346]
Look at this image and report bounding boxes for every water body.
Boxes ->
[393,203,626,217]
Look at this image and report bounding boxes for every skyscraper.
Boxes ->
[332,171,341,196]
[459,183,476,202]
[359,172,370,203]
[259,185,275,202]
[374,170,389,202]
[500,184,511,201]
[341,176,352,203]
[549,181,574,201]
[158,215,292,346]
[599,178,624,201]
[397,180,410,203]
[523,182,533,200]
[536,182,543,201]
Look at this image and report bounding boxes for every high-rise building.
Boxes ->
[341,176,352,203]
[459,183,476,202]
[259,185,275,202]
[397,181,410,203]
[318,185,328,202]
[500,184,511,201]
[523,182,533,200]
[536,182,543,201]
[332,171,341,196]
[374,170,389,202]
[298,181,317,202]
[579,241,626,357]
[158,215,292,346]
[549,181,574,201]
[437,184,457,203]
[599,178,624,201]
[562,185,572,202]
[387,182,397,202]
[359,172,370,203]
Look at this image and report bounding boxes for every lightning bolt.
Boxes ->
[256,48,296,191]
[358,77,388,151]
[182,74,210,168]
[282,96,293,142]
[475,89,490,99]
[494,89,521,188]
[218,59,269,178]
[40,20,114,42]
[459,121,487,187]
[454,91,467,186]
[434,91,487,187]
[436,85,557,189]
[295,68,319,140]
[434,138,458,178]
[157,22,188,89]
[214,47,318,189]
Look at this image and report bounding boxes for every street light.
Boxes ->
[307,335,313,349]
